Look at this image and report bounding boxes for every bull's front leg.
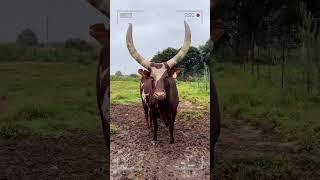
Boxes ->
[148,110,153,132]
[150,110,158,143]
[169,112,176,144]
[169,123,174,144]
[142,104,150,129]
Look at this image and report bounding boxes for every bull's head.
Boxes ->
[90,23,108,47]
[126,21,191,100]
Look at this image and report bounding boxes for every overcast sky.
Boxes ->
[110,0,210,75]
[0,0,106,43]
[0,0,210,75]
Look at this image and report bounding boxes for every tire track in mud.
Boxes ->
[111,103,210,180]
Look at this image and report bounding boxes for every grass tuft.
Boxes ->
[220,154,296,179]
[178,111,204,121]
[110,124,117,135]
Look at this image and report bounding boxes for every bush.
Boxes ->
[16,28,39,48]
[64,38,93,51]
[115,71,122,76]
[130,74,139,78]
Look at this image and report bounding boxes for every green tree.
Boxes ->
[152,47,178,63]
[300,2,319,93]
[115,71,122,76]
[199,40,213,65]
[151,47,204,78]
[16,28,39,47]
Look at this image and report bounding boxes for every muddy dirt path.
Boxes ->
[0,133,108,179]
[111,102,320,180]
[0,103,318,179]
[110,102,210,179]
[215,116,320,179]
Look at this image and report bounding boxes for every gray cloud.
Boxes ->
[0,0,106,43]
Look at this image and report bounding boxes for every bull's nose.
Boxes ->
[154,91,166,100]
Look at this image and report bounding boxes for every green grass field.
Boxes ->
[0,62,101,138]
[110,65,320,178]
[1,49,319,152]
[110,79,210,108]
[110,63,320,153]
[212,63,320,153]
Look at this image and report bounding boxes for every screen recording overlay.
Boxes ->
[110,0,210,179]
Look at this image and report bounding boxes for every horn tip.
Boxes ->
[184,21,190,28]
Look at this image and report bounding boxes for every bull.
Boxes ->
[86,0,109,145]
[126,21,191,144]
[89,23,109,145]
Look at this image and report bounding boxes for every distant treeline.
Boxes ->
[213,1,320,64]
[0,43,99,64]
[15,28,98,50]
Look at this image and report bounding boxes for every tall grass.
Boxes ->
[212,63,320,152]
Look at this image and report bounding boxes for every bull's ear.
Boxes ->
[89,23,108,46]
[138,69,144,78]
[138,69,150,78]
[171,69,181,79]
[144,70,151,77]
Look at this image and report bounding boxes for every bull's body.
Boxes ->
[140,74,153,128]
[126,21,190,144]
[139,70,179,143]
[89,24,109,145]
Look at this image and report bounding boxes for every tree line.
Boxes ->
[15,28,94,50]
[114,44,212,79]
[212,0,320,94]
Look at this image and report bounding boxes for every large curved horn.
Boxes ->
[126,23,151,69]
[166,21,191,68]
[86,0,109,17]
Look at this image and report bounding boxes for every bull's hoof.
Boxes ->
[148,131,154,137]
[151,140,157,145]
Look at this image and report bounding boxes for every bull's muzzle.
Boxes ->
[153,91,166,100]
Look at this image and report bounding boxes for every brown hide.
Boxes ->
[211,20,225,43]
[210,0,223,176]
[138,69,152,128]
[138,66,180,144]
[89,23,109,145]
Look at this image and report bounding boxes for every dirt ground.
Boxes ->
[1,102,319,179]
[0,133,108,179]
[111,102,210,180]
[111,102,320,180]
